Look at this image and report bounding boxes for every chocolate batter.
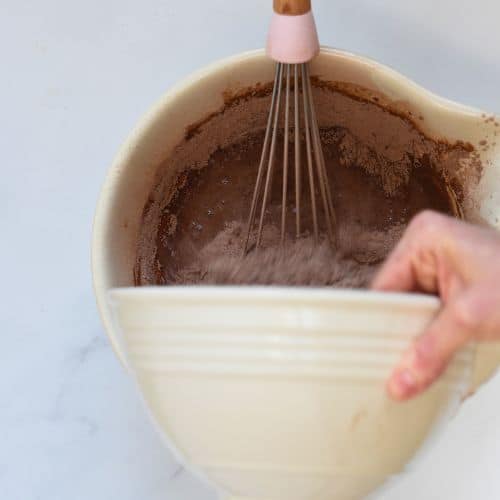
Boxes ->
[135,81,476,288]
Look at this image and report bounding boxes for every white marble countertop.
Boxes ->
[2,0,500,498]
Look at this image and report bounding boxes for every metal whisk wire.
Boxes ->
[244,62,336,254]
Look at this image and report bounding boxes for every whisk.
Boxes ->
[244,0,336,254]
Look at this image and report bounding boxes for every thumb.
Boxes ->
[387,292,478,400]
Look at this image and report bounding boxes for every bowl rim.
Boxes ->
[109,286,440,309]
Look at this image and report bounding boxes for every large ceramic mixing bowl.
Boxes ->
[93,48,500,500]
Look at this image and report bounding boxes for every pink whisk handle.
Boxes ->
[267,0,319,64]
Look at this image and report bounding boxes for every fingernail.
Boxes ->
[389,369,418,400]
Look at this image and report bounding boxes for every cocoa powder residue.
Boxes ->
[134,79,481,288]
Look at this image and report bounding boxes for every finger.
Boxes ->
[372,211,448,293]
[371,241,441,293]
[387,293,478,400]
[371,234,417,292]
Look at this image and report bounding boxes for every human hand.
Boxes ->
[372,210,500,400]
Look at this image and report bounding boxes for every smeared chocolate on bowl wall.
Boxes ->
[134,79,481,287]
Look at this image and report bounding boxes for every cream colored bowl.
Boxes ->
[93,48,500,500]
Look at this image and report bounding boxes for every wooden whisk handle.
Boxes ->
[273,0,311,16]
